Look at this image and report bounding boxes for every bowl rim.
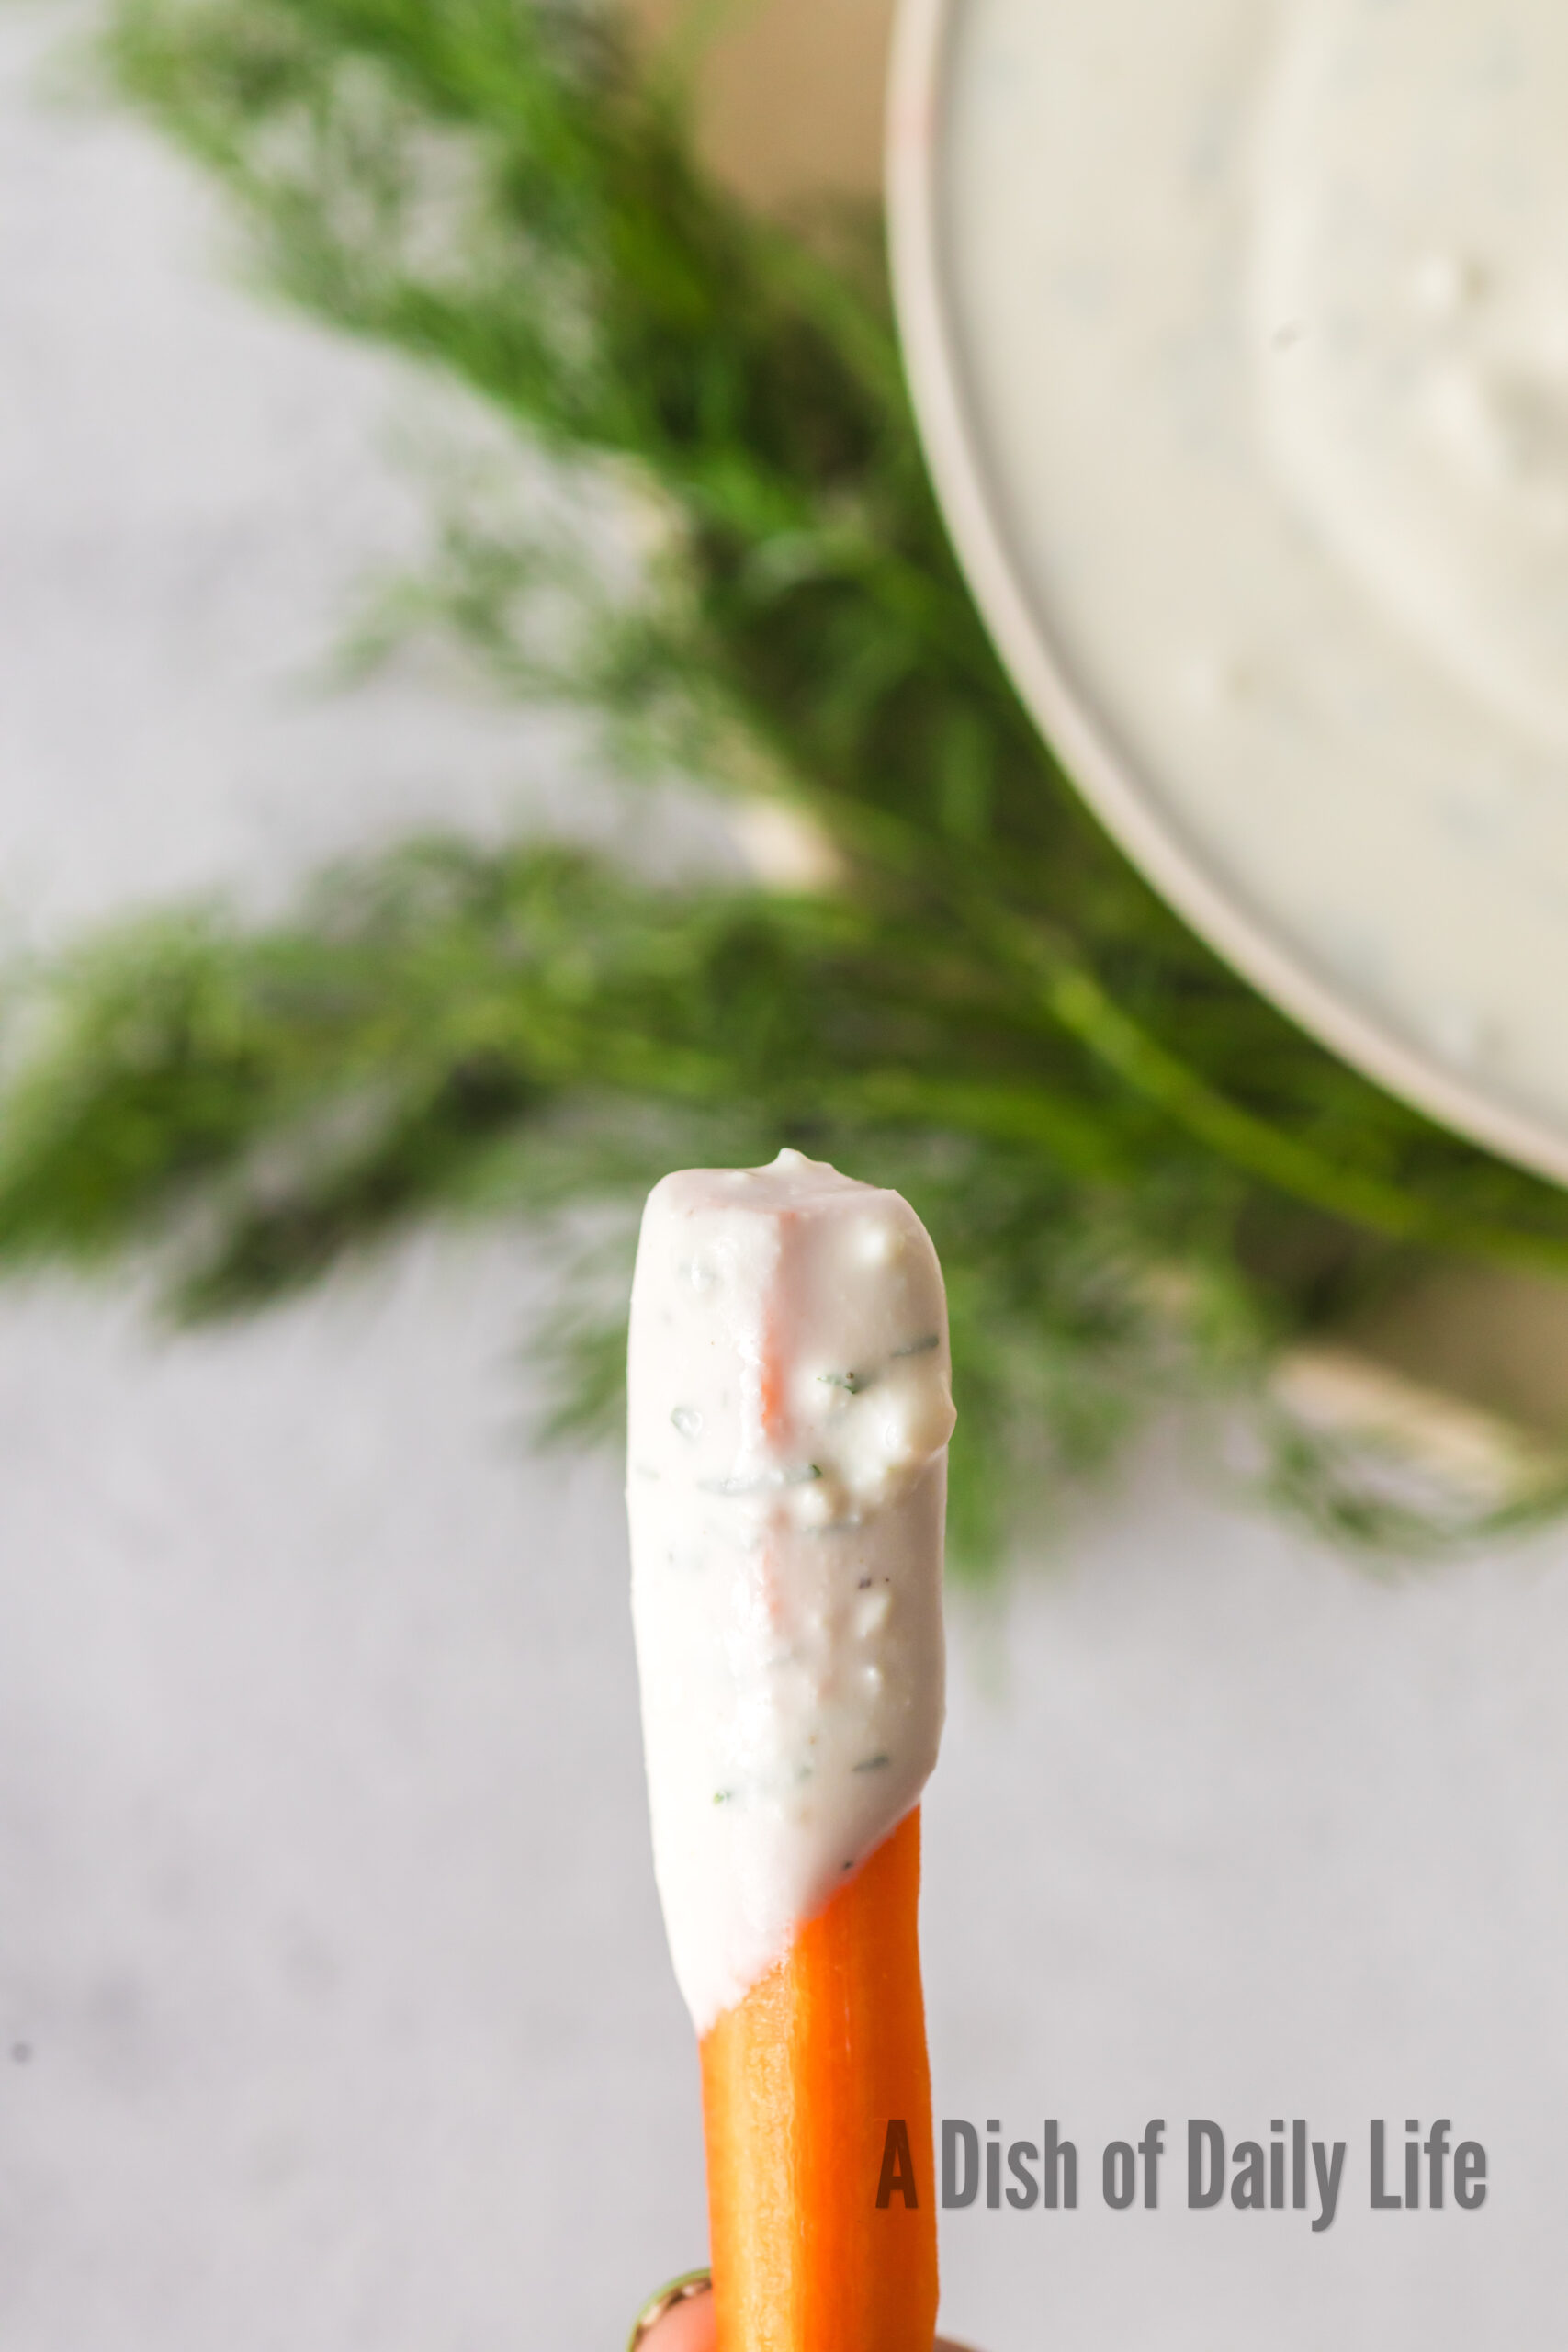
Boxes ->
[885,0,1568,1190]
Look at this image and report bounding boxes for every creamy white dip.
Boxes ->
[626,1151,953,2035]
[903,0,1568,1166]
[1257,5,1568,756]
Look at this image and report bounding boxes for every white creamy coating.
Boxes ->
[931,0,1568,1148]
[626,1151,953,2035]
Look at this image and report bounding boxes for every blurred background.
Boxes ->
[5,1,1568,2346]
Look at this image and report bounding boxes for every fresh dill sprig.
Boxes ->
[4,0,1567,1566]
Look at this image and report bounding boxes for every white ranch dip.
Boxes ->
[905,0,1568,1163]
[626,1151,953,2036]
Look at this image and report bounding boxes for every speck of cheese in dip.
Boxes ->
[626,1151,954,2036]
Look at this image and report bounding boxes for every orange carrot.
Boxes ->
[698,1806,938,2352]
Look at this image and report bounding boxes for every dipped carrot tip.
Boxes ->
[628,1156,952,2352]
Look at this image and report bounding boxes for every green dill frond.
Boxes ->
[4,0,1563,1568]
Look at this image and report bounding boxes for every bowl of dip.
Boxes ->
[888,0,1568,1184]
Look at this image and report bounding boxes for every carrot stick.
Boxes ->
[698,1806,938,2352]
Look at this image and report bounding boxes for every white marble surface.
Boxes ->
[4,7,1568,2346]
